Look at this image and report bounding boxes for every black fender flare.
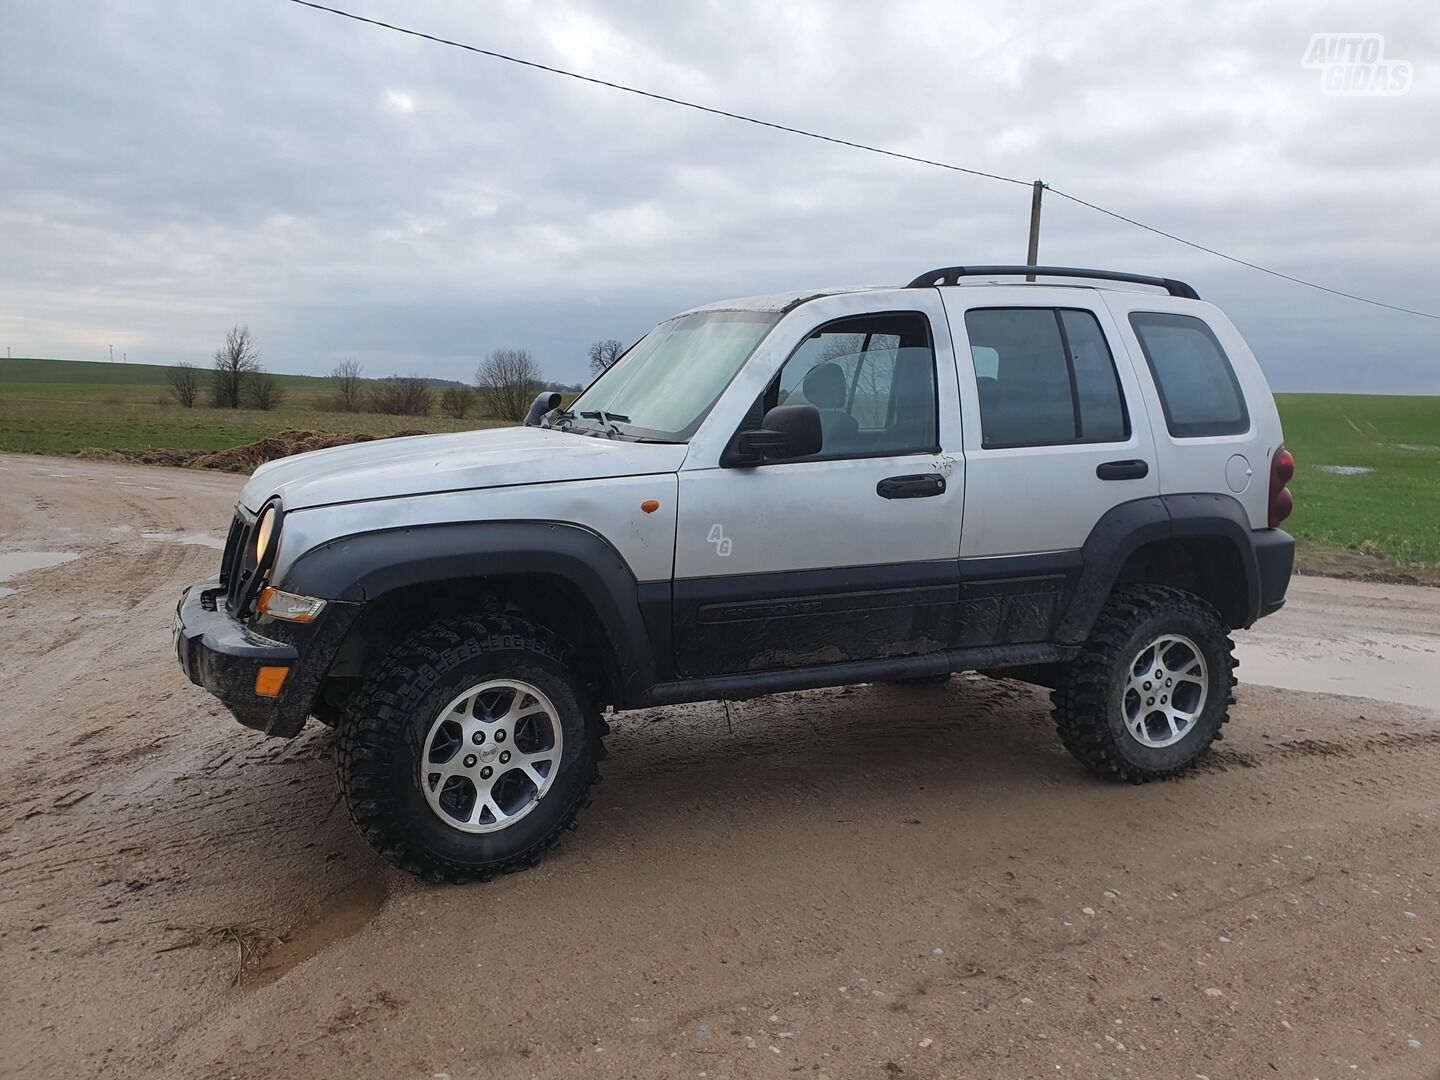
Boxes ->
[277,520,665,701]
[1056,494,1261,642]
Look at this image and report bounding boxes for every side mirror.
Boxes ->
[727,404,823,465]
[524,391,563,427]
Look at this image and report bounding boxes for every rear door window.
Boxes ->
[963,308,1130,449]
[1128,312,1249,437]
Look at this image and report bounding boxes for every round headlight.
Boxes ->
[254,504,279,563]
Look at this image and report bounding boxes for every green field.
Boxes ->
[1,359,1435,581]
[0,357,486,452]
[1273,392,1440,581]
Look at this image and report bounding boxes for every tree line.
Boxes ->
[166,326,630,422]
[165,325,283,410]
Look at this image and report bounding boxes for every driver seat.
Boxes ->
[801,362,859,450]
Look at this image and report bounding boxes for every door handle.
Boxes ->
[877,473,947,499]
[1096,459,1150,481]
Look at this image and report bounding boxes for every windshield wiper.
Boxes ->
[579,409,631,438]
[560,408,677,443]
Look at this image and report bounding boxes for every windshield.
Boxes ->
[563,309,778,441]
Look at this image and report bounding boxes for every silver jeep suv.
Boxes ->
[174,265,1296,881]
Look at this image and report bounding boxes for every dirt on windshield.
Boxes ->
[2,454,1438,1080]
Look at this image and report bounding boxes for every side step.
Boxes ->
[643,642,1079,706]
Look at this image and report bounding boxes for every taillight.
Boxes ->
[1268,446,1295,528]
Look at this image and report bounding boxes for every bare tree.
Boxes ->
[439,384,476,419]
[369,375,433,416]
[588,339,625,376]
[329,358,365,412]
[245,371,284,411]
[167,362,201,408]
[476,348,541,422]
[211,325,260,408]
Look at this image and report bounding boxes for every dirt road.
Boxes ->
[2,454,1437,1080]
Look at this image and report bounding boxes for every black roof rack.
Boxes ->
[905,265,1200,300]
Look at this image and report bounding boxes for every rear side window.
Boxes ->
[963,308,1129,449]
[1129,312,1249,437]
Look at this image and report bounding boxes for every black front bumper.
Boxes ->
[173,580,355,736]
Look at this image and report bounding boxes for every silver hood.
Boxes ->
[238,426,688,511]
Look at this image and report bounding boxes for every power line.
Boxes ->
[285,0,1440,322]
[1046,186,1440,321]
[285,0,1028,190]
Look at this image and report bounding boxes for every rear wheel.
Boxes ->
[1052,585,1235,781]
[338,614,602,882]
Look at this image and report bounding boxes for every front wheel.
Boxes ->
[1052,585,1235,782]
[337,614,603,882]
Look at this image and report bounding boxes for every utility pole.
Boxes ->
[109,344,114,363]
[1025,179,1045,281]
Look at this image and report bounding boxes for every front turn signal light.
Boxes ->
[254,665,290,698]
[257,586,327,623]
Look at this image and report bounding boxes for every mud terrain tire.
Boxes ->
[1052,584,1235,782]
[338,614,602,882]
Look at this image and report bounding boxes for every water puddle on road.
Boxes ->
[247,875,390,987]
[1235,628,1440,711]
[0,551,80,598]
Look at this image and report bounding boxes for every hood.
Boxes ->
[238,426,689,511]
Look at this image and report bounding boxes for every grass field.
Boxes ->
[0,357,485,452]
[2,359,1435,580]
[1273,392,1440,581]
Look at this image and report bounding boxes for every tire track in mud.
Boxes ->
[0,461,239,839]
[14,669,1429,916]
[1204,726,1440,770]
[0,728,341,876]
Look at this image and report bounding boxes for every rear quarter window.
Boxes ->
[1129,312,1249,437]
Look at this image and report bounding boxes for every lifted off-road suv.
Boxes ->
[174,265,1295,881]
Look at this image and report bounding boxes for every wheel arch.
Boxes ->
[1057,495,1262,641]
[278,521,668,709]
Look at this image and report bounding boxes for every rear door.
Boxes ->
[941,287,1160,643]
[671,290,965,677]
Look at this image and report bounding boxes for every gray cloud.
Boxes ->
[1,0,1435,390]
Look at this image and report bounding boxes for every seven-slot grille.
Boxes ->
[219,510,260,614]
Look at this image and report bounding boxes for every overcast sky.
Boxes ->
[1,0,1436,391]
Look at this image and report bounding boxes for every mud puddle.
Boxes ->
[0,550,80,597]
[1236,627,1440,710]
[247,875,390,987]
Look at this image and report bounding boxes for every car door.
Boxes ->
[941,287,1160,645]
[671,290,964,678]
